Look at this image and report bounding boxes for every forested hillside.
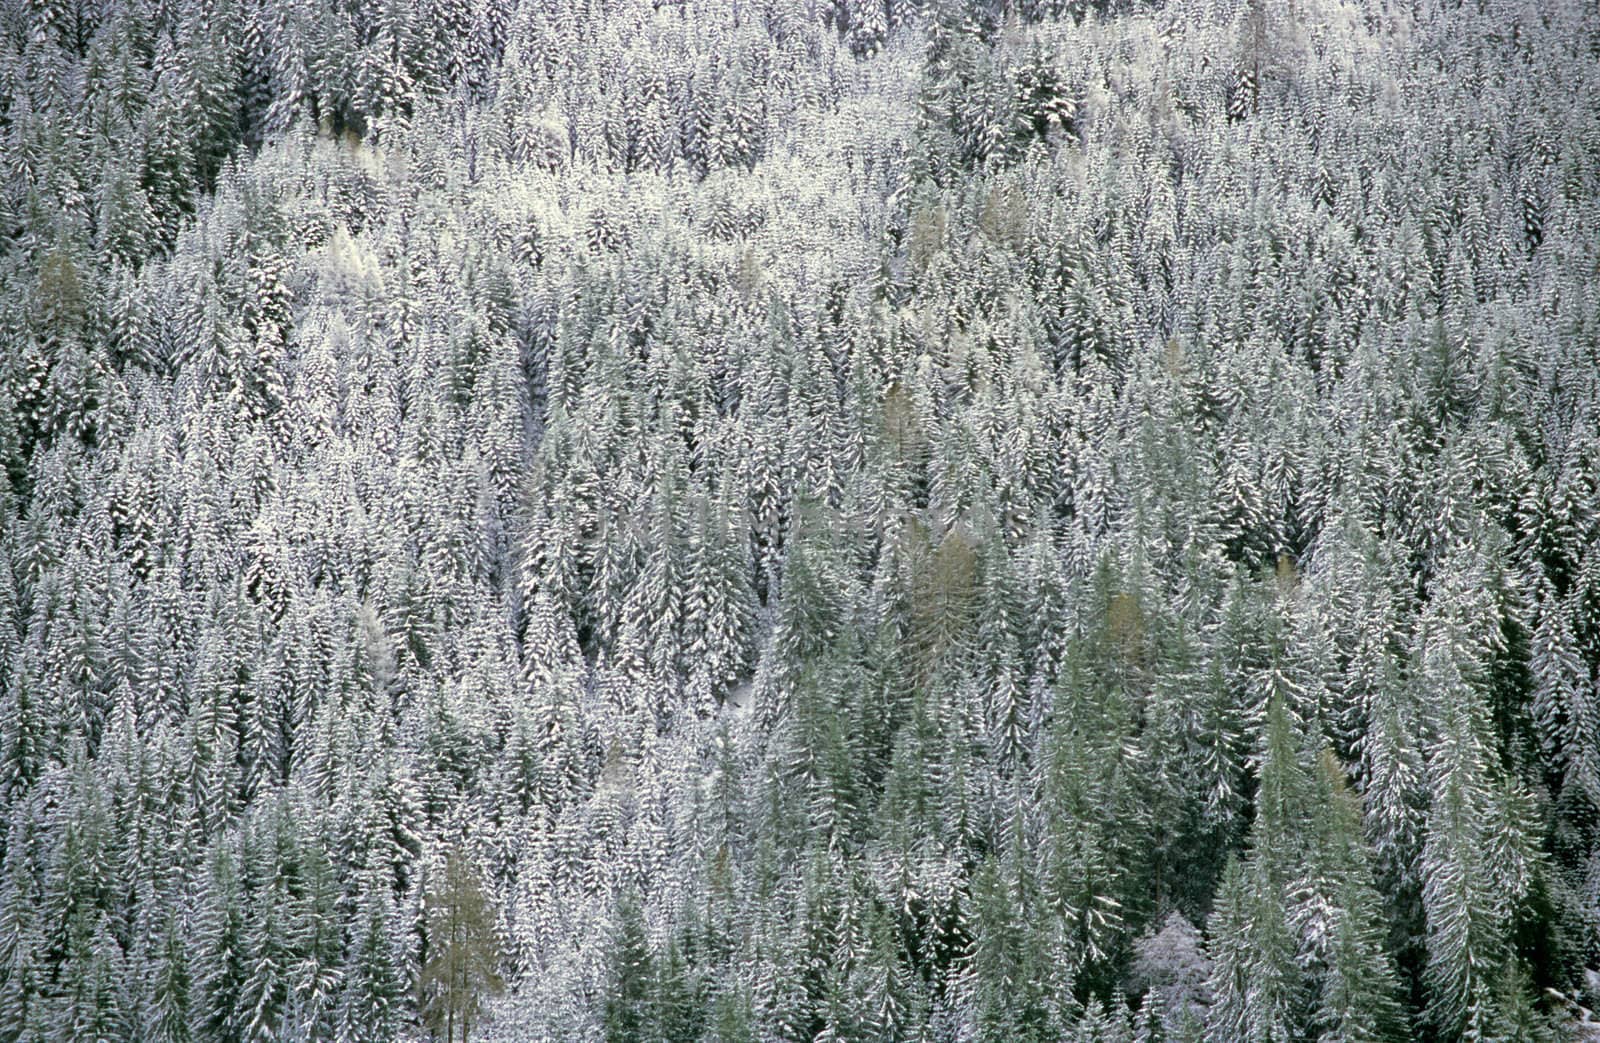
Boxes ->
[2,0,1599,1039]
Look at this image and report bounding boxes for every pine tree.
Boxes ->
[967,856,1057,1042]
[419,847,503,1043]
[289,833,344,1040]
[656,937,708,1043]
[1419,657,1510,1041]
[239,876,293,1042]
[0,861,48,1043]
[685,488,756,713]
[1207,696,1406,1042]
[48,917,124,1043]
[603,892,655,1043]
[146,913,191,1043]
[196,842,248,1043]
[339,884,405,1043]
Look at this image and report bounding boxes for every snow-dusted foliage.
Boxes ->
[1,0,1599,1039]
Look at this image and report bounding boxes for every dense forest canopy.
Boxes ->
[2,0,1600,1040]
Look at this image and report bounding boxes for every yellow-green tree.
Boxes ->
[420,849,503,1043]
